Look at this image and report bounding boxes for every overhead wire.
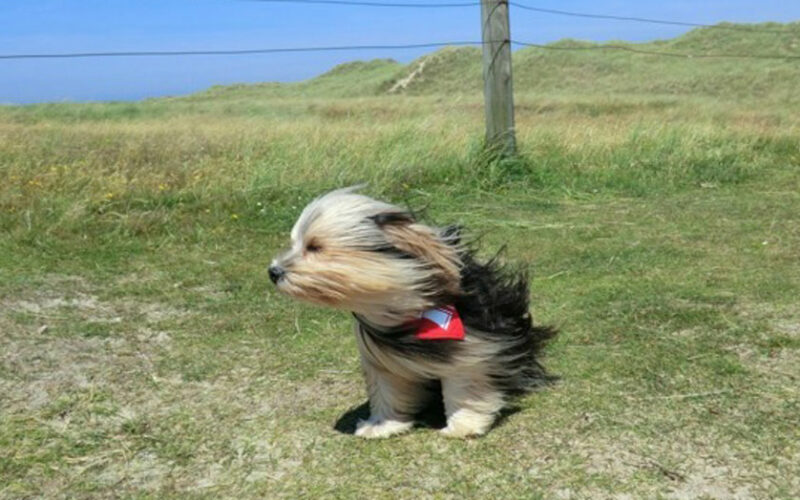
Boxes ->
[244,0,797,34]
[0,42,482,60]
[506,2,794,34]
[2,1,797,61]
[3,39,799,60]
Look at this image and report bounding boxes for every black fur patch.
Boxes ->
[455,250,558,394]
[366,244,415,260]
[354,314,457,362]
[440,225,463,246]
[368,211,415,227]
[353,237,557,397]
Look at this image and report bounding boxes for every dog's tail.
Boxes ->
[454,246,558,395]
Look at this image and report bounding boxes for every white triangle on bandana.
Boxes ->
[421,307,453,330]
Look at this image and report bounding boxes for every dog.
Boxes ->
[269,187,556,438]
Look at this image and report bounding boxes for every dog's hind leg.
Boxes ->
[355,362,425,439]
[440,370,504,438]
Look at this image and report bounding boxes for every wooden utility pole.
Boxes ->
[480,0,516,155]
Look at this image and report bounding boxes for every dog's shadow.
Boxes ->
[333,397,521,434]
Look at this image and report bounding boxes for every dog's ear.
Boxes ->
[368,211,415,227]
[372,215,462,295]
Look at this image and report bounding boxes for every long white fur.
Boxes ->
[272,187,509,438]
[355,322,506,437]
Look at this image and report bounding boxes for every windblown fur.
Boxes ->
[270,187,556,438]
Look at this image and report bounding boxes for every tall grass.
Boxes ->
[1,35,800,497]
[2,94,798,237]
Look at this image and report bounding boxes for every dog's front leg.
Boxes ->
[355,361,421,439]
[440,371,504,438]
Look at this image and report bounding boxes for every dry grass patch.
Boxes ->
[2,89,799,498]
[0,274,370,498]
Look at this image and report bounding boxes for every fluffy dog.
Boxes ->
[269,187,556,438]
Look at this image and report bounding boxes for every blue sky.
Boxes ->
[1,0,799,103]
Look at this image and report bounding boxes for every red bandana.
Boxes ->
[415,305,465,340]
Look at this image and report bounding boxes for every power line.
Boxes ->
[512,41,800,60]
[0,2,793,61]
[0,41,482,60]
[243,0,478,7]
[2,40,799,60]
[507,3,795,34]
[245,0,797,34]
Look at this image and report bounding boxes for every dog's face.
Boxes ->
[269,187,462,325]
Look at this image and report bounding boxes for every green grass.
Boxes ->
[193,21,800,101]
[1,22,800,499]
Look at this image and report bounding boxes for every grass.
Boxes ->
[168,21,800,101]
[2,24,800,498]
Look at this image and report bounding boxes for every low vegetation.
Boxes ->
[1,23,798,498]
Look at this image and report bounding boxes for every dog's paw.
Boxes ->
[439,424,486,438]
[354,418,413,439]
[440,410,493,438]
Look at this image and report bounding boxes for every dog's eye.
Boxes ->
[305,242,322,253]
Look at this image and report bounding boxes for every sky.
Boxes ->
[1,0,799,104]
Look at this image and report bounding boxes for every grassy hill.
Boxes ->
[186,21,800,101]
[2,21,799,123]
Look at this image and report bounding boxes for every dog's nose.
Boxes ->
[268,265,286,284]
